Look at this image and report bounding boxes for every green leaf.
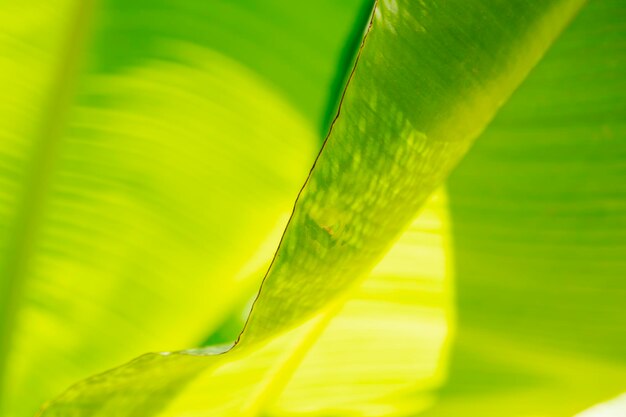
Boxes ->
[421,0,626,415]
[89,0,374,137]
[0,1,369,416]
[156,189,453,417]
[267,189,454,417]
[241,0,587,345]
[35,1,587,416]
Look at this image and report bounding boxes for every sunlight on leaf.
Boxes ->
[576,394,626,417]
[268,190,454,417]
[0,0,376,414]
[1,1,349,414]
[3,41,317,417]
[36,187,455,417]
[241,0,587,345]
[35,1,589,416]
[98,188,452,417]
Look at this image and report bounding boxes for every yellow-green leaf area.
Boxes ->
[35,1,589,416]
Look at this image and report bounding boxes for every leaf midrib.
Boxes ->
[0,0,96,409]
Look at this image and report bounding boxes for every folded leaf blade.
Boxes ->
[242,0,587,342]
[2,0,369,414]
[37,1,588,416]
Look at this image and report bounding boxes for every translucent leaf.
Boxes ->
[36,1,587,416]
[122,189,452,417]
[0,1,368,415]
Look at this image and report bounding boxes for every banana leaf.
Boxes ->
[2,0,624,416]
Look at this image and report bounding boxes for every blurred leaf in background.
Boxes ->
[0,0,625,417]
[0,0,369,415]
[425,1,626,415]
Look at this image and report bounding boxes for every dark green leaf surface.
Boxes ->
[90,0,373,136]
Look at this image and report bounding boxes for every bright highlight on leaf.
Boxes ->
[576,394,626,417]
[153,189,453,417]
[0,0,624,416]
[1,0,358,415]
